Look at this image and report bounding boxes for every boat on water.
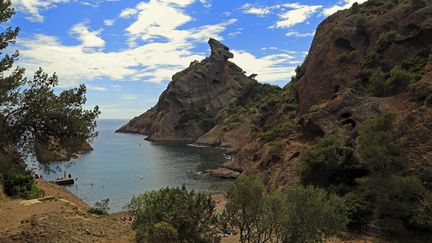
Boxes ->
[50,178,75,186]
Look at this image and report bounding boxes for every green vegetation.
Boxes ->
[355,16,371,37]
[376,32,396,53]
[362,52,381,68]
[0,1,99,198]
[301,134,368,193]
[124,186,219,243]
[176,108,216,132]
[356,114,404,174]
[256,121,300,142]
[225,176,348,243]
[88,198,110,215]
[367,67,414,96]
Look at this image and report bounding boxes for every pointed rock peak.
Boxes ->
[208,38,234,62]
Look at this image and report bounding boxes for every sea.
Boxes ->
[29,119,232,212]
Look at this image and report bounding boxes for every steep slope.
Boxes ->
[117,38,255,142]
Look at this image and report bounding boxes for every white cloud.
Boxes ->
[232,51,297,83]
[200,0,211,8]
[87,85,108,91]
[103,19,115,26]
[241,4,272,17]
[12,0,119,22]
[273,3,322,28]
[322,0,368,16]
[286,31,315,37]
[70,22,105,49]
[121,95,138,100]
[15,0,298,88]
[12,0,70,22]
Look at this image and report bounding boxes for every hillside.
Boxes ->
[119,0,432,239]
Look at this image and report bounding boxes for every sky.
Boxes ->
[9,0,367,119]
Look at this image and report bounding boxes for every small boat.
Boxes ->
[50,178,75,186]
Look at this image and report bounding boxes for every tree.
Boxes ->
[281,186,348,243]
[124,186,220,243]
[356,114,404,175]
[225,175,265,243]
[225,176,348,243]
[0,0,99,197]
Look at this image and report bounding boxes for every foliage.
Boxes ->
[301,134,367,190]
[124,186,219,243]
[256,121,299,142]
[176,108,216,131]
[357,176,432,236]
[409,0,426,12]
[225,176,348,243]
[344,192,373,230]
[362,52,381,68]
[356,114,404,174]
[139,222,179,243]
[386,66,413,91]
[355,16,371,37]
[281,186,348,243]
[88,198,110,215]
[225,175,265,243]
[0,1,99,197]
[367,69,387,96]
[338,52,355,64]
[376,32,396,53]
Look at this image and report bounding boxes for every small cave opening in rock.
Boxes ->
[303,120,325,140]
[334,85,340,93]
[212,79,221,84]
[342,119,356,128]
[335,38,355,51]
[340,112,352,119]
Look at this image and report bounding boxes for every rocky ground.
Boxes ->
[0,180,134,243]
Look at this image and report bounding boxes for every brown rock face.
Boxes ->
[296,3,432,116]
[117,38,254,142]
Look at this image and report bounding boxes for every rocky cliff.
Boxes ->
[116,38,255,142]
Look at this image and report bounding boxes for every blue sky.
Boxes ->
[10,0,366,119]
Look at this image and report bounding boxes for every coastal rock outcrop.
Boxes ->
[117,38,255,142]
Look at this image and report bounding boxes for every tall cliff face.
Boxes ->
[117,38,255,142]
[296,1,432,116]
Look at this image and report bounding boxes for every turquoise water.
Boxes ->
[34,119,232,212]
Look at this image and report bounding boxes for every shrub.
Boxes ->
[376,32,396,53]
[344,192,373,230]
[355,16,371,37]
[124,186,219,243]
[88,198,110,215]
[225,176,348,243]
[367,69,387,96]
[2,168,44,199]
[356,114,404,175]
[409,0,426,11]
[281,186,348,243]
[362,52,381,68]
[425,94,432,107]
[140,222,179,243]
[386,66,413,91]
[301,134,367,190]
[257,121,299,142]
[338,52,355,63]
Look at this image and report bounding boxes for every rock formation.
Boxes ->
[117,38,255,142]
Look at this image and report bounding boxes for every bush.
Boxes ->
[257,121,299,141]
[124,186,219,243]
[225,176,348,243]
[386,66,413,91]
[140,222,179,243]
[425,94,432,107]
[367,69,387,96]
[301,134,367,190]
[2,168,44,199]
[356,114,404,175]
[376,32,396,53]
[88,198,110,215]
[355,16,371,37]
[282,186,348,243]
[362,52,381,68]
[344,192,373,230]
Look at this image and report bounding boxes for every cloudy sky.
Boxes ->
[9,0,366,119]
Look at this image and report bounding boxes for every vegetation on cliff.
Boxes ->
[0,0,99,198]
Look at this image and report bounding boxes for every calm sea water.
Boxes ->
[33,119,232,212]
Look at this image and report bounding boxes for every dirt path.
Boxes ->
[0,180,134,242]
